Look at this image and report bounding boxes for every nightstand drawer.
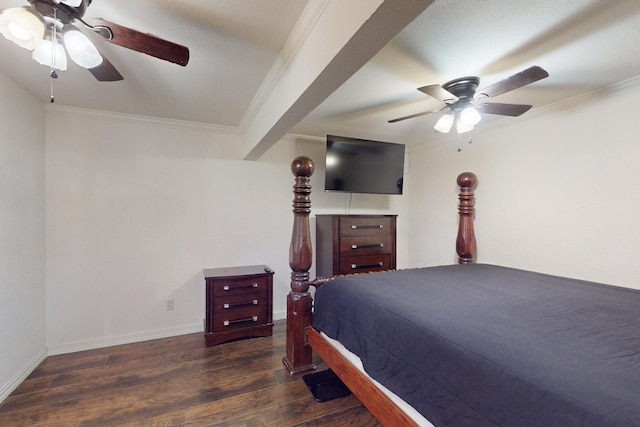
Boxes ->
[340,216,392,237]
[340,235,392,255]
[212,306,267,331]
[213,292,266,314]
[211,275,269,296]
[339,254,392,274]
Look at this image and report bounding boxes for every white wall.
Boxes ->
[408,81,640,290]
[6,66,638,400]
[0,73,46,401]
[45,111,409,354]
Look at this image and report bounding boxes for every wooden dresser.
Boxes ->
[316,215,397,277]
[203,265,273,346]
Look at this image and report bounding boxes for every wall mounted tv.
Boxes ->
[324,135,405,195]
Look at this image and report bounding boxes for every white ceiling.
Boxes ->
[292,0,640,146]
[2,0,640,153]
[0,0,309,125]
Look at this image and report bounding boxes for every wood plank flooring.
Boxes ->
[0,320,380,426]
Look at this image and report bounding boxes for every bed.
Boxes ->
[282,156,640,426]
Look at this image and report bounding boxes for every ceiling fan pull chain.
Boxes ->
[49,7,59,103]
[50,11,56,103]
[52,10,56,67]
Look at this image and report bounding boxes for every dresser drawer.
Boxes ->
[340,235,392,255]
[211,275,269,296]
[339,254,392,274]
[340,216,392,237]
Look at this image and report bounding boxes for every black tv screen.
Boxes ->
[324,135,405,195]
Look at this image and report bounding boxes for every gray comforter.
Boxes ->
[312,264,640,426]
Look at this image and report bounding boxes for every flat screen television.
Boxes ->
[324,135,405,195]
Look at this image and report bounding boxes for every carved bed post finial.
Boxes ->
[456,172,477,264]
[283,156,316,374]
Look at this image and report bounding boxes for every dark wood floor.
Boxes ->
[0,320,380,426]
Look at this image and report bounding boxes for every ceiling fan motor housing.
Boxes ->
[29,0,88,23]
[442,76,480,102]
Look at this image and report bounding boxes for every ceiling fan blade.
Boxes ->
[87,56,123,81]
[418,84,458,103]
[476,66,548,99]
[476,102,532,116]
[389,111,431,123]
[388,107,446,123]
[90,18,189,66]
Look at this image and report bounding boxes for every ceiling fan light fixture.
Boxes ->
[63,25,102,68]
[58,0,84,7]
[456,118,475,134]
[32,33,67,71]
[460,106,481,126]
[0,7,45,50]
[434,113,454,133]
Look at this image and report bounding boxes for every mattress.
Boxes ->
[312,264,640,426]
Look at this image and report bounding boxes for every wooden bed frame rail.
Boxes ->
[283,156,478,424]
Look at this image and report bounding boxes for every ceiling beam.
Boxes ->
[241,0,434,160]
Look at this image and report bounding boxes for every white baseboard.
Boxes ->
[48,314,288,355]
[47,323,204,356]
[0,347,47,404]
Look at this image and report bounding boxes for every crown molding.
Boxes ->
[472,74,640,136]
[527,74,640,118]
[45,104,241,135]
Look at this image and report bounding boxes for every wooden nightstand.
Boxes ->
[203,265,274,346]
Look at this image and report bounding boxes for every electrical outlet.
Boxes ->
[165,299,174,311]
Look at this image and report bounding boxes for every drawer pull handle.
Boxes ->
[351,224,383,229]
[351,262,384,269]
[223,300,258,309]
[351,243,384,249]
[223,316,258,326]
[223,283,258,291]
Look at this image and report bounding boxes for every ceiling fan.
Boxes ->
[389,66,549,134]
[0,0,189,84]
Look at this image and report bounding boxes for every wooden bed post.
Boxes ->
[283,156,316,374]
[456,172,477,264]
